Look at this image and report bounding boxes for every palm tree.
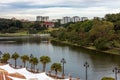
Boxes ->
[40,56,51,72]
[51,63,62,78]
[11,52,19,68]
[1,52,10,63]
[21,55,29,67]
[30,57,39,72]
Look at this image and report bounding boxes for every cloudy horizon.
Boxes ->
[0,0,120,21]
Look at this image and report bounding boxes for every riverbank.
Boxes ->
[51,38,120,56]
[0,33,28,37]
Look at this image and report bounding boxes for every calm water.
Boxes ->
[0,36,120,80]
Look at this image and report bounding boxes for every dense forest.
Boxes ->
[0,19,47,33]
[51,13,120,52]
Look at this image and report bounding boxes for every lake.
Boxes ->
[0,36,120,80]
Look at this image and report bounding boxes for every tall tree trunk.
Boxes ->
[34,64,35,72]
[24,62,26,67]
[31,63,32,71]
[55,70,57,79]
[15,59,16,68]
[43,64,46,72]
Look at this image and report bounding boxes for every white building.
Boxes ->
[81,17,88,21]
[36,16,49,22]
[61,16,71,24]
[71,16,80,22]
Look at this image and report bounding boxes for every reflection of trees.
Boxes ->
[0,36,50,45]
[51,40,120,70]
[51,40,94,54]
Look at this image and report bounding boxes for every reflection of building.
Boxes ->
[72,16,80,22]
[61,16,71,24]
[36,16,49,22]
[81,17,88,21]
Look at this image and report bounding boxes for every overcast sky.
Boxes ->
[0,0,119,21]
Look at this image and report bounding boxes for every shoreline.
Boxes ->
[0,33,120,56]
[51,38,120,56]
[0,33,28,37]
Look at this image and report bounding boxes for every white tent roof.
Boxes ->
[16,68,54,80]
[8,76,26,80]
[0,64,16,73]
[0,64,70,80]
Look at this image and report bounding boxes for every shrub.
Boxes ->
[101,77,115,80]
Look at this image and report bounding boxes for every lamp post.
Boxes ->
[113,67,120,80]
[61,58,66,78]
[0,51,2,61]
[30,54,33,71]
[84,62,89,80]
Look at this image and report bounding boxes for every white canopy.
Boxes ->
[0,64,70,80]
[16,68,54,80]
[0,64,16,73]
[8,76,26,80]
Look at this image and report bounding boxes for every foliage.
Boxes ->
[1,53,10,63]
[0,19,49,33]
[11,52,20,68]
[51,13,120,51]
[0,19,23,33]
[105,13,120,32]
[51,63,62,75]
[101,77,115,80]
[40,56,51,72]
[21,55,29,67]
[94,37,110,50]
[29,57,39,71]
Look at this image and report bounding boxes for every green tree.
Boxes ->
[21,55,29,67]
[88,21,113,42]
[51,63,62,77]
[1,53,10,63]
[30,57,39,72]
[40,56,51,72]
[11,52,19,68]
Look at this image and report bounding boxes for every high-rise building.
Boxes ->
[61,16,71,24]
[72,16,80,22]
[81,17,88,21]
[36,16,49,22]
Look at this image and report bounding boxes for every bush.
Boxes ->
[94,37,108,50]
[101,77,115,80]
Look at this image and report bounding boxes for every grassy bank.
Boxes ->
[0,33,28,37]
[51,38,120,56]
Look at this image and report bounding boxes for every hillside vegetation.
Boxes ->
[51,13,120,54]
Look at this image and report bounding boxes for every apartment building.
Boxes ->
[61,16,71,24]
[36,16,49,22]
[72,16,80,22]
[81,17,88,21]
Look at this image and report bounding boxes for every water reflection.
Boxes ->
[0,36,50,44]
[51,40,120,80]
[0,36,120,80]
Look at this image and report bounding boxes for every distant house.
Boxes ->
[43,22,55,28]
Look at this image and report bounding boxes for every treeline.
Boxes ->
[51,13,120,50]
[0,19,23,33]
[0,19,48,33]
[0,52,63,77]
